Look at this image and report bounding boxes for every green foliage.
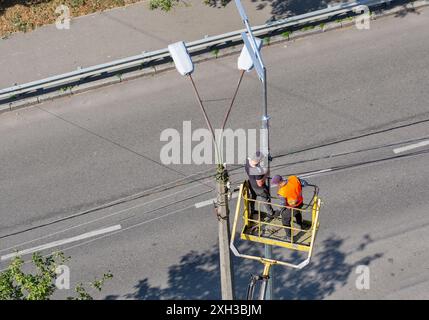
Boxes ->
[69,0,87,9]
[301,25,315,31]
[60,85,75,92]
[281,31,291,38]
[204,0,229,7]
[211,48,219,58]
[0,252,112,300]
[149,0,178,11]
[70,273,113,300]
[263,36,271,46]
[11,13,33,33]
[0,252,68,300]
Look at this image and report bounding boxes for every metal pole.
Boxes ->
[189,75,216,140]
[234,0,272,299]
[261,67,273,300]
[221,70,245,131]
[259,277,269,300]
[246,275,258,300]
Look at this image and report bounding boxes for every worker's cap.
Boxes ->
[249,151,264,165]
[271,175,284,186]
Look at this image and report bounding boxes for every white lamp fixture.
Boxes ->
[168,41,194,76]
[238,36,263,72]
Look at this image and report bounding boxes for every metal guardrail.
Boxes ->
[0,0,396,102]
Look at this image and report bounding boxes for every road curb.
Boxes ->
[1,0,428,114]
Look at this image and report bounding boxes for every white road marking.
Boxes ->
[0,205,194,272]
[393,140,429,154]
[0,182,213,254]
[195,192,239,208]
[195,198,215,208]
[299,169,332,178]
[21,205,196,269]
[0,225,121,261]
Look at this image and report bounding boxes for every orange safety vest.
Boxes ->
[277,175,303,207]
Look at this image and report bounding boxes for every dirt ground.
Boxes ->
[0,0,142,37]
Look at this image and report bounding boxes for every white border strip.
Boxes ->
[0,225,122,261]
[195,192,239,208]
[393,140,429,154]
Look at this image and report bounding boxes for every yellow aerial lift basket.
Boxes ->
[230,180,322,270]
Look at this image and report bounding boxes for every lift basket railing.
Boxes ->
[230,180,322,270]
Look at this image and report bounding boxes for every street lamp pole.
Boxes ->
[169,12,268,297]
[234,0,273,300]
[168,41,240,300]
[262,67,273,300]
[188,73,235,300]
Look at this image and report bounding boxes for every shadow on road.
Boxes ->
[0,0,51,16]
[105,234,382,300]
[206,0,348,21]
[255,0,347,21]
[394,3,422,18]
[206,0,422,22]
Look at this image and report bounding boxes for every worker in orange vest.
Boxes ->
[271,175,309,240]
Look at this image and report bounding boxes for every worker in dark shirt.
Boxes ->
[244,151,276,218]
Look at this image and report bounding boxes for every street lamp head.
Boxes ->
[237,36,262,72]
[168,41,194,76]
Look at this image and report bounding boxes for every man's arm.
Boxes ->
[299,178,310,187]
[255,168,268,188]
[257,166,269,187]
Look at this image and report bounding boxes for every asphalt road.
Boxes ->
[0,0,352,89]
[0,7,428,299]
